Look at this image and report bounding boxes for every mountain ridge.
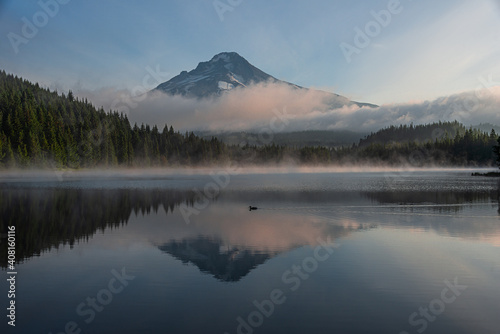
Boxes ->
[154,51,377,108]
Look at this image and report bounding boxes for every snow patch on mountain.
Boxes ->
[212,53,231,63]
[218,81,234,90]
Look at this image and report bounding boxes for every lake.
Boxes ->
[1,169,499,334]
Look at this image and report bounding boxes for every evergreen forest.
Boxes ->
[1,70,499,168]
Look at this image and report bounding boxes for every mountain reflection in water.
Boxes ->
[1,177,499,272]
[1,172,500,334]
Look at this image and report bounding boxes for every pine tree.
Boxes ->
[0,133,6,163]
[5,138,15,167]
[493,136,500,169]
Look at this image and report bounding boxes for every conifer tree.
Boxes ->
[493,136,500,169]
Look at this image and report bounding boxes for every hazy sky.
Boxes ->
[1,0,499,106]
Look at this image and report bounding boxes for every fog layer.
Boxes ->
[78,83,500,132]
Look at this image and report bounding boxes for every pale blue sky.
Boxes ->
[1,0,499,105]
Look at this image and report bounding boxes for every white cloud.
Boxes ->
[76,83,500,133]
[344,0,500,104]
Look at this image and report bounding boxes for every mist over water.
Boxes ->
[1,170,500,334]
[2,1,500,332]
[1,166,497,183]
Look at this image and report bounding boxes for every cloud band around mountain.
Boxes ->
[79,82,500,133]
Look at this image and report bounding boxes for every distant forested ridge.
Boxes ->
[198,129,367,147]
[0,69,499,168]
[356,122,499,166]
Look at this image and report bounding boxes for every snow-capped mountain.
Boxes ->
[155,52,376,108]
[155,52,288,97]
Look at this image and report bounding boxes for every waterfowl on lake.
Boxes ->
[249,206,258,211]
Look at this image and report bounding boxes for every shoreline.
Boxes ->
[472,171,500,177]
[0,166,498,181]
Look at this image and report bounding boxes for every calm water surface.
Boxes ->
[1,169,499,334]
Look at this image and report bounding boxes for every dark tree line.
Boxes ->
[0,70,227,167]
[354,122,499,166]
[234,122,499,167]
[1,69,499,168]
[494,137,500,168]
[358,121,465,146]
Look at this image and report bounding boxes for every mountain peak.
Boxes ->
[209,51,242,63]
[154,52,376,108]
[155,52,276,98]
